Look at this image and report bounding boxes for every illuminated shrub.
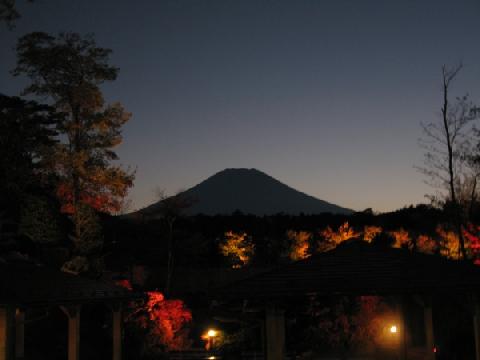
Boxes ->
[318,222,360,252]
[219,231,254,268]
[388,228,411,249]
[286,230,311,261]
[363,226,382,243]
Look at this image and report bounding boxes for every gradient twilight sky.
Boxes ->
[1,0,480,212]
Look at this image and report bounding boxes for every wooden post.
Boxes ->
[424,304,435,360]
[14,309,25,360]
[474,301,480,360]
[60,306,81,360]
[0,306,14,360]
[112,304,122,360]
[398,300,407,360]
[265,304,285,360]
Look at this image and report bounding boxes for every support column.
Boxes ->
[424,304,435,360]
[112,304,122,360]
[398,300,407,360]
[264,304,285,360]
[474,302,480,360]
[0,306,14,360]
[60,306,81,360]
[14,309,25,360]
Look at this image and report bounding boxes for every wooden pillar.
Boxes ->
[61,306,81,360]
[474,302,480,360]
[398,300,407,360]
[0,306,14,360]
[112,304,122,360]
[424,304,435,360]
[264,304,285,360]
[14,309,25,360]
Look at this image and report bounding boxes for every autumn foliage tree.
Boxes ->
[318,222,360,252]
[219,231,254,268]
[14,32,134,274]
[120,284,192,356]
[286,230,311,261]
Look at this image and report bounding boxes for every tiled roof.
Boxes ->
[215,242,480,299]
[0,262,143,306]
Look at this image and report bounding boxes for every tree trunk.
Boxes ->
[165,218,175,296]
[442,68,467,259]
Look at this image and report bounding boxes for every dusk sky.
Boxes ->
[1,0,479,212]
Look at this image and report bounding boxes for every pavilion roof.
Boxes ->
[215,242,480,299]
[0,261,143,306]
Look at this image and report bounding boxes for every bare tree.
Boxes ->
[418,64,477,259]
[153,187,194,296]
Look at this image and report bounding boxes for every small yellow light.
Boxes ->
[207,329,217,337]
[208,357,216,360]
[390,325,397,333]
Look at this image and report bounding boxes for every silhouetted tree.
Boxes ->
[418,64,477,259]
[154,188,194,295]
[14,32,134,274]
[0,0,33,28]
[0,94,58,214]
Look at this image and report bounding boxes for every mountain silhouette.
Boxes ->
[138,168,353,216]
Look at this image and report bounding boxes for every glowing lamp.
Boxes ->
[390,325,397,333]
[207,329,217,337]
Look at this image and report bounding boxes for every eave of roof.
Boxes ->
[213,242,480,300]
[0,262,144,307]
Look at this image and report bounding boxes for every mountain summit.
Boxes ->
[140,168,353,216]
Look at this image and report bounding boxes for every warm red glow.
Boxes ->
[125,290,192,351]
[463,224,480,264]
[115,279,133,290]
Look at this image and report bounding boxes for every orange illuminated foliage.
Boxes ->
[145,291,192,351]
[436,225,462,260]
[126,290,192,352]
[219,231,254,268]
[286,230,311,261]
[388,228,411,249]
[416,235,437,254]
[318,222,360,252]
[56,169,133,215]
[363,226,382,243]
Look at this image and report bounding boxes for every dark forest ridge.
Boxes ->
[139,168,353,216]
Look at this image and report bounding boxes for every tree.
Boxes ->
[14,32,134,273]
[318,222,360,253]
[286,230,311,261]
[0,0,33,28]
[122,289,192,355]
[418,64,476,259]
[0,94,58,215]
[153,188,194,295]
[219,231,254,268]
